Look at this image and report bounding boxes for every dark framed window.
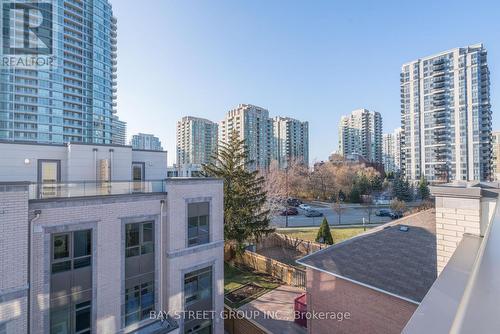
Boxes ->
[187,202,209,247]
[51,230,92,274]
[185,320,212,334]
[125,281,155,326]
[50,301,92,334]
[124,221,155,327]
[132,162,145,181]
[75,301,91,334]
[184,267,212,306]
[125,222,154,258]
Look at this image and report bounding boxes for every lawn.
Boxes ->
[277,227,370,244]
[224,262,281,308]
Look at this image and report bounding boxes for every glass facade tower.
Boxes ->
[0,0,118,144]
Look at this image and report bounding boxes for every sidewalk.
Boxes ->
[238,285,307,334]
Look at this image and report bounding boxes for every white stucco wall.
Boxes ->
[0,142,167,183]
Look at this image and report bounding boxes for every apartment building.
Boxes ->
[272,117,309,168]
[383,127,402,173]
[131,133,164,151]
[176,117,218,166]
[400,44,492,182]
[0,0,118,144]
[0,142,224,334]
[493,131,500,181]
[338,109,383,163]
[219,104,273,170]
[112,115,128,146]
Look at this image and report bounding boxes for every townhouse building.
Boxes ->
[0,141,224,334]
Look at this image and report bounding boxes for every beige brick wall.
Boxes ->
[306,268,417,334]
[435,196,481,274]
[30,195,166,333]
[26,179,224,334]
[164,179,224,334]
[0,188,29,333]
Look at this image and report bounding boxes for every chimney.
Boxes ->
[431,182,499,274]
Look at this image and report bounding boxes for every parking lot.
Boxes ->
[271,203,393,228]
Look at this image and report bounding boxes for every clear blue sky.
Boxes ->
[113,0,500,164]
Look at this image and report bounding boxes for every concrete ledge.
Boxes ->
[431,182,500,200]
[166,240,224,259]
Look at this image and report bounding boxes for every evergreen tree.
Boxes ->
[316,218,334,245]
[404,179,415,202]
[418,176,430,200]
[371,175,383,192]
[392,173,403,200]
[202,131,274,250]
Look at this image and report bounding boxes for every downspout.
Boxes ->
[93,148,98,181]
[28,210,41,334]
[109,149,114,181]
[159,199,165,315]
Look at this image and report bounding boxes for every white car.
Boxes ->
[299,204,311,211]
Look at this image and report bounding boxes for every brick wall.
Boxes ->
[306,268,417,334]
[164,179,224,334]
[435,197,481,273]
[25,179,225,334]
[0,187,29,333]
[29,194,166,333]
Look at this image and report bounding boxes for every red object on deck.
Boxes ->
[294,293,307,328]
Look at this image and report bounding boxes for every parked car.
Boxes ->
[298,204,311,211]
[280,207,299,216]
[305,210,323,217]
[287,198,303,207]
[390,211,404,219]
[376,209,392,217]
[374,198,391,205]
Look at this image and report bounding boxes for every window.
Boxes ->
[124,221,155,327]
[184,267,212,306]
[51,230,92,274]
[132,162,145,181]
[185,320,212,334]
[50,301,92,334]
[184,267,213,334]
[75,301,91,334]
[125,281,155,326]
[187,202,209,247]
[125,222,154,257]
[50,230,92,334]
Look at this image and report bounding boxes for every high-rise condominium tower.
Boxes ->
[273,116,309,168]
[111,115,127,146]
[176,116,218,165]
[130,133,163,151]
[401,44,492,182]
[338,109,383,163]
[493,131,500,181]
[0,0,118,144]
[382,127,402,173]
[219,104,273,170]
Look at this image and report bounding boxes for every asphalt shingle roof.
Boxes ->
[299,209,437,302]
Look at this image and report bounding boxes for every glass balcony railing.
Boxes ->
[28,180,166,200]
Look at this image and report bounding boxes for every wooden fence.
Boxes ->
[256,232,325,255]
[224,305,271,334]
[234,250,307,289]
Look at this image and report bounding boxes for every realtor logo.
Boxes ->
[1,1,56,68]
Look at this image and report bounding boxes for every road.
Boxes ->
[271,204,393,228]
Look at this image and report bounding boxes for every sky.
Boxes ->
[113,0,500,164]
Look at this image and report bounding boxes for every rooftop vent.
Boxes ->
[399,225,409,232]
